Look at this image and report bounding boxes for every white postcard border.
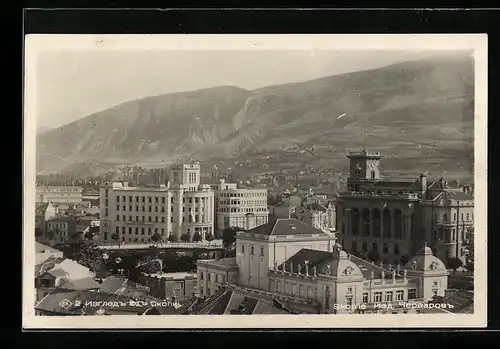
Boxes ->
[23,34,488,329]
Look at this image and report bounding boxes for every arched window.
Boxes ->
[443,214,448,223]
[371,170,376,179]
[466,213,470,221]
[461,213,464,221]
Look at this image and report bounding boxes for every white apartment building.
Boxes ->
[216,186,269,231]
[99,163,215,244]
[36,186,83,204]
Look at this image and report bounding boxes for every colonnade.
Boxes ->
[341,206,414,241]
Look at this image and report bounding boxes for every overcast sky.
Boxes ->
[36,50,445,129]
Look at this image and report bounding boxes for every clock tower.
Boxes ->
[346,149,382,191]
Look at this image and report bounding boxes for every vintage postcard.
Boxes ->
[23,34,487,329]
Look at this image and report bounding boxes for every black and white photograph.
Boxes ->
[23,34,487,328]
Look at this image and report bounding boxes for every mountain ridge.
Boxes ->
[36,55,474,180]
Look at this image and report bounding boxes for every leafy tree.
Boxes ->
[46,230,55,240]
[205,232,215,242]
[192,231,202,242]
[151,232,162,244]
[446,257,462,273]
[367,249,380,263]
[180,233,191,242]
[222,227,238,249]
[35,227,43,238]
[168,234,178,243]
[267,192,279,206]
[84,231,94,240]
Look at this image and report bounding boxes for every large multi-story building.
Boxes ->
[215,184,269,231]
[36,186,83,204]
[335,149,474,265]
[196,218,451,314]
[99,163,215,244]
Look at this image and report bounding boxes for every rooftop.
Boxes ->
[277,248,408,280]
[142,272,196,279]
[179,286,297,315]
[98,275,150,297]
[35,242,62,255]
[197,257,238,268]
[244,219,330,237]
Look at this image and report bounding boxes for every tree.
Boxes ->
[222,227,238,249]
[205,232,215,242]
[151,232,162,244]
[46,230,55,240]
[446,257,462,272]
[110,233,120,246]
[35,227,43,238]
[192,231,202,242]
[367,249,380,263]
[84,231,94,240]
[168,234,178,243]
[180,233,191,242]
[267,192,279,206]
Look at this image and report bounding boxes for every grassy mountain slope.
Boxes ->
[36,55,474,180]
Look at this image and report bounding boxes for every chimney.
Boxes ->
[419,172,427,196]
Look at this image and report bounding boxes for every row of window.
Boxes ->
[240,244,265,256]
[116,196,207,204]
[219,200,267,206]
[219,207,267,213]
[116,215,207,224]
[117,205,205,213]
[270,280,316,300]
[116,226,167,235]
[199,272,226,283]
[47,222,68,229]
[436,212,473,223]
[219,192,266,198]
[362,289,416,303]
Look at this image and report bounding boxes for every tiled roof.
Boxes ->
[99,275,150,298]
[35,257,66,277]
[47,268,69,278]
[245,219,328,237]
[189,287,293,315]
[277,249,332,272]
[372,181,420,189]
[58,277,101,290]
[278,249,406,280]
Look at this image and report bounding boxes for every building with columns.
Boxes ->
[196,218,451,314]
[335,149,474,266]
[99,163,215,244]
